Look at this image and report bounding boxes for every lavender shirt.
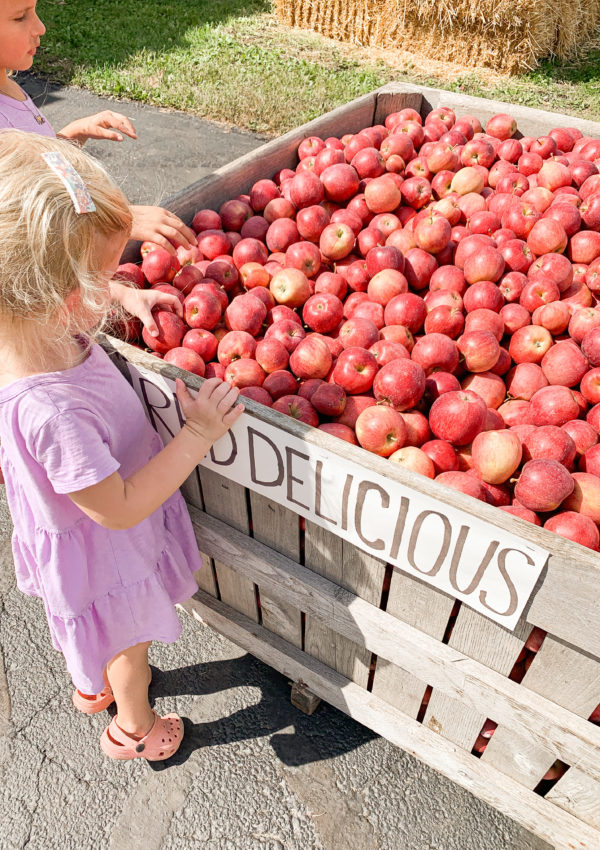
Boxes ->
[0,87,56,136]
[0,343,200,693]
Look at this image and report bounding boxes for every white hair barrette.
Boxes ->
[41,151,96,214]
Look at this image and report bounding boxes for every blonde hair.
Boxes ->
[0,130,132,360]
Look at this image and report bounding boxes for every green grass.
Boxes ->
[33,0,600,135]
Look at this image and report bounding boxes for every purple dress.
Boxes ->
[0,88,57,136]
[0,343,200,694]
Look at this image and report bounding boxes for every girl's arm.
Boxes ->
[68,379,243,529]
[57,110,137,145]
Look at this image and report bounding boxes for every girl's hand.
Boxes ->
[109,282,183,336]
[57,111,137,145]
[130,206,197,255]
[176,378,244,446]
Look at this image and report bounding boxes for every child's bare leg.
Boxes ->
[106,641,155,737]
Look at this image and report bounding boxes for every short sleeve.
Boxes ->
[33,408,120,494]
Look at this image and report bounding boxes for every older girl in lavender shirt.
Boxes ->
[0,0,197,257]
[0,130,244,760]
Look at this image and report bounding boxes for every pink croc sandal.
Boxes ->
[72,685,114,715]
[73,667,152,715]
[100,712,183,761]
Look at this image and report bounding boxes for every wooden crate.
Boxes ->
[112,83,600,850]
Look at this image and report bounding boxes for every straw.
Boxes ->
[275,0,600,73]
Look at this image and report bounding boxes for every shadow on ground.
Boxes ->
[137,655,377,771]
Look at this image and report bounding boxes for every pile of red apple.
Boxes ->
[116,106,600,551]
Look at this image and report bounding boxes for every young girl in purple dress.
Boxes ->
[0,129,243,760]
[0,0,197,257]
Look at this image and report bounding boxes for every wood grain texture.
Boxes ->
[546,769,600,830]
[304,520,385,686]
[371,570,455,718]
[190,507,600,781]
[249,492,302,648]
[481,636,600,788]
[423,610,530,750]
[198,467,258,621]
[181,588,600,850]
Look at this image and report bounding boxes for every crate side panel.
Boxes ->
[423,609,530,750]
[304,520,386,686]
[199,467,258,621]
[184,586,600,850]
[546,769,600,830]
[481,636,600,787]
[371,569,455,717]
[250,492,302,648]
[304,521,345,673]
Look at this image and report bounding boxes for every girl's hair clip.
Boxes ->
[41,151,96,214]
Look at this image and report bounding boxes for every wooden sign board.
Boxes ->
[129,362,550,630]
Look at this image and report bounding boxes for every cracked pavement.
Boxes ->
[0,76,551,850]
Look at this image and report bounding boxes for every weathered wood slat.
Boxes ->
[304,521,385,686]
[423,609,530,750]
[481,636,600,788]
[371,570,455,718]
[180,588,600,850]
[101,334,600,659]
[546,769,600,830]
[198,468,258,621]
[249,492,302,648]
[372,84,422,126]
[190,507,600,780]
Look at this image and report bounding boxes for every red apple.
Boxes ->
[421,439,459,473]
[142,310,186,354]
[339,317,380,350]
[457,330,500,372]
[182,328,218,362]
[429,390,487,445]
[523,425,576,466]
[270,269,312,307]
[355,405,407,456]
[163,346,206,376]
[530,385,581,426]
[543,511,599,549]
[302,292,344,333]
[564,419,598,457]
[272,394,319,426]
[372,359,426,411]
[411,333,458,374]
[224,293,267,336]
[289,335,332,379]
[225,357,265,388]
[541,340,588,386]
[320,164,360,202]
[435,471,486,501]
[217,330,257,366]
[560,471,600,522]
[471,429,522,483]
[509,325,553,364]
[263,370,298,400]
[142,247,180,284]
[461,371,506,409]
[514,459,574,511]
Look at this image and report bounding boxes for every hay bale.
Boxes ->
[275,0,600,74]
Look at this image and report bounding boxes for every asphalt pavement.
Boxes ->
[0,75,551,850]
